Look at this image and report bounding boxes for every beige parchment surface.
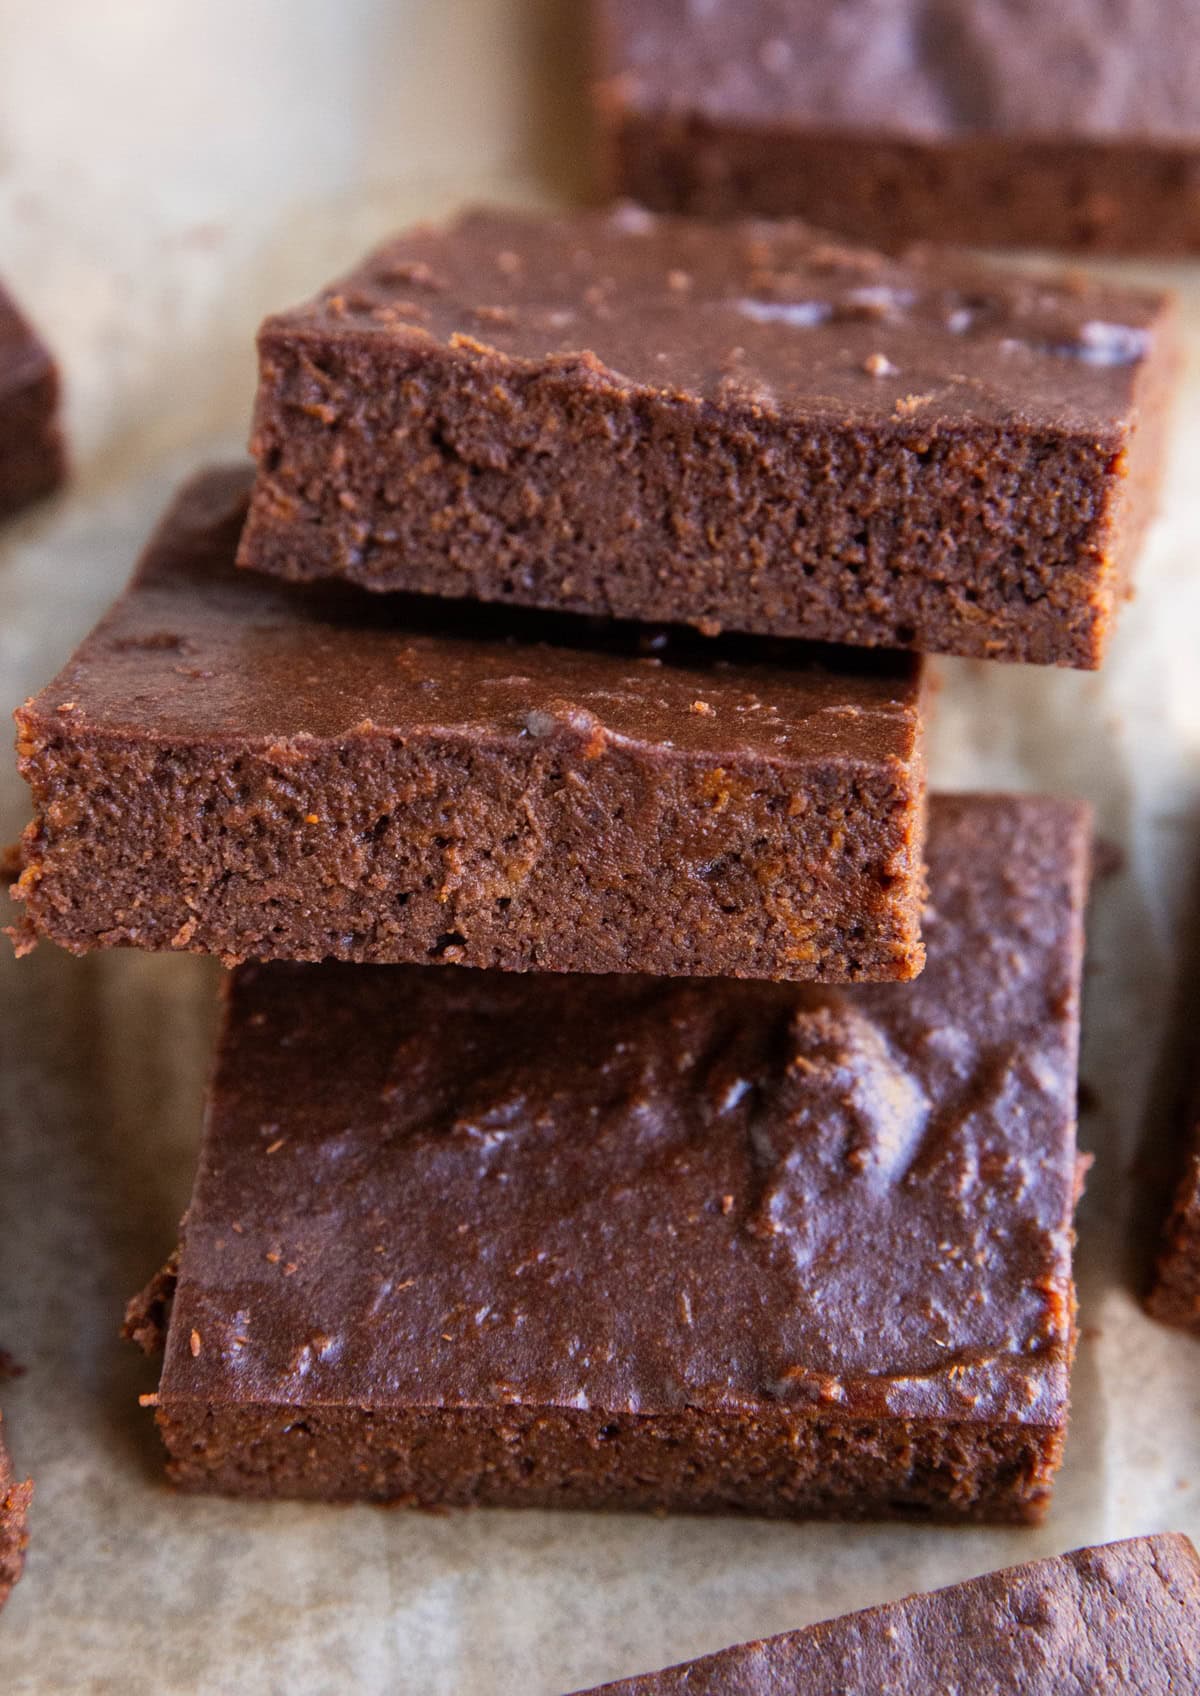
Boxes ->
[2,3,1200,1691]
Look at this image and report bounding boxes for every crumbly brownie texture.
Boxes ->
[570,1535,1200,1695]
[595,0,1200,255]
[13,466,929,983]
[237,207,1176,667]
[0,283,65,521]
[1147,1118,1200,1332]
[0,1416,31,1609]
[128,795,1090,1522]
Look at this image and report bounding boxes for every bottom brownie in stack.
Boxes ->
[127,795,1091,1523]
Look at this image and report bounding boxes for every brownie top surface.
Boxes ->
[575,1536,1200,1695]
[0,282,53,401]
[598,0,1200,140]
[264,206,1169,431]
[159,793,1089,1423]
[23,466,922,766]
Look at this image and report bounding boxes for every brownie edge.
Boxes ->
[128,795,1089,1525]
[567,1535,1200,1695]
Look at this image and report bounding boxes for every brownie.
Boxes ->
[568,1535,1200,1694]
[127,795,1090,1522]
[13,466,929,983]
[237,206,1176,667]
[595,0,1200,255]
[0,1416,31,1610]
[0,283,65,521]
[1147,1094,1200,1331]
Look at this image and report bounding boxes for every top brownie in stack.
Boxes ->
[238,205,1175,667]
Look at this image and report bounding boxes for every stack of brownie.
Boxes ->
[12,200,1176,1526]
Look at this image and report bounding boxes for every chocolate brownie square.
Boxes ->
[128,795,1090,1524]
[14,466,928,983]
[237,206,1175,665]
[569,1536,1200,1694]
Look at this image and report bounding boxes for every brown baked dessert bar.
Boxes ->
[237,206,1176,666]
[1147,1093,1200,1332]
[594,0,1200,255]
[0,282,65,521]
[13,465,929,983]
[0,1414,31,1610]
[126,795,1091,1522]
[567,1535,1200,1694]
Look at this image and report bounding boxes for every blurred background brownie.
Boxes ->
[594,0,1200,253]
[239,207,1175,667]
[127,795,1090,1523]
[568,1535,1200,1694]
[0,282,65,521]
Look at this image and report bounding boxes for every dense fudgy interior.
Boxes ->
[16,724,925,980]
[237,206,1173,666]
[152,1401,1062,1524]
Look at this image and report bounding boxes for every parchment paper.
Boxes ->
[2,4,1200,1691]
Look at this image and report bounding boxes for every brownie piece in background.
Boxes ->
[0,283,65,521]
[13,465,929,983]
[567,1535,1200,1695]
[238,207,1175,667]
[1147,1091,1200,1332]
[594,0,1200,254]
[0,1415,31,1610]
[127,795,1090,1523]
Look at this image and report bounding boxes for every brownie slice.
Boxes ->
[0,283,65,521]
[237,206,1176,667]
[127,795,1090,1522]
[13,465,929,983]
[0,1416,31,1610]
[595,0,1200,255]
[568,1535,1200,1694]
